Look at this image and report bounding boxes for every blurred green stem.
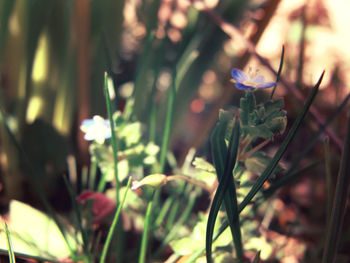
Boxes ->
[138,193,155,263]
[100,177,132,263]
[139,68,177,263]
[159,70,176,172]
[104,72,119,203]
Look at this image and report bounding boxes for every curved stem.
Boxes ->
[167,175,212,193]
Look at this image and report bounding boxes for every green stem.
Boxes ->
[4,223,15,263]
[138,67,178,263]
[0,248,60,263]
[270,45,284,99]
[159,70,176,172]
[100,177,132,263]
[158,191,197,253]
[104,72,119,203]
[62,175,89,257]
[138,195,154,263]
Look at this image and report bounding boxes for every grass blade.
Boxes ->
[138,193,155,263]
[4,223,16,263]
[252,250,261,263]
[264,92,350,196]
[103,72,119,203]
[100,177,132,263]
[206,117,241,263]
[238,71,324,213]
[159,68,176,172]
[0,248,61,263]
[155,191,197,255]
[270,45,285,99]
[61,175,89,256]
[322,111,350,263]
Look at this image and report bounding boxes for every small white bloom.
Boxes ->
[80,115,111,143]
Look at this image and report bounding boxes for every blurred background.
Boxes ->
[0,0,349,261]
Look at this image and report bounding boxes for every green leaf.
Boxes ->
[239,92,255,126]
[207,118,242,263]
[118,122,142,147]
[0,200,78,259]
[192,157,216,173]
[264,98,284,115]
[266,114,287,134]
[243,124,274,139]
[170,213,231,256]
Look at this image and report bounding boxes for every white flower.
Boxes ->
[80,115,111,143]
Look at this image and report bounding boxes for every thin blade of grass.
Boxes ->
[206,118,241,263]
[252,250,261,263]
[100,177,132,263]
[264,92,350,196]
[159,68,176,172]
[61,175,89,256]
[0,248,61,263]
[102,72,119,203]
[102,31,119,110]
[238,71,324,213]
[270,45,284,99]
[156,191,197,255]
[4,223,16,263]
[322,111,350,263]
[138,193,155,263]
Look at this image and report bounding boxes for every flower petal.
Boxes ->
[235,82,255,90]
[256,81,277,89]
[232,69,248,82]
[252,75,265,84]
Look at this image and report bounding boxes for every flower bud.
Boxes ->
[131,174,168,190]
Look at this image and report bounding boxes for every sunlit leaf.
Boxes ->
[0,200,78,259]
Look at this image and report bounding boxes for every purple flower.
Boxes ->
[232,67,276,90]
[80,115,111,143]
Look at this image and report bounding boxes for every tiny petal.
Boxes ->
[231,67,276,90]
[76,190,116,224]
[232,69,248,82]
[252,75,265,84]
[235,82,256,90]
[256,81,277,89]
